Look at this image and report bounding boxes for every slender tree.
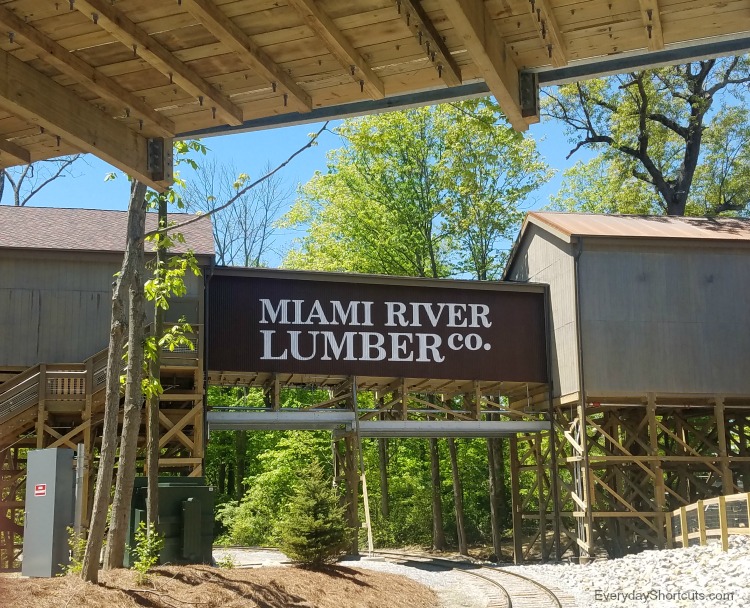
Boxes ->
[0,156,81,206]
[82,181,147,583]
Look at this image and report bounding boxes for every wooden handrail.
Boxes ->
[670,491,750,551]
[0,364,40,397]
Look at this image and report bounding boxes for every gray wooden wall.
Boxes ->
[579,240,750,397]
[507,224,580,399]
[0,250,203,368]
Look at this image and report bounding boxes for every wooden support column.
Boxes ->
[81,358,94,528]
[401,378,408,420]
[576,399,594,559]
[647,394,666,548]
[715,397,734,494]
[509,435,524,564]
[534,434,547,561]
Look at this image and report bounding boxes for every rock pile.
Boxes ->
[505,535,750,607]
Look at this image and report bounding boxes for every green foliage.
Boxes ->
[544,58,750,216]
[277,461,351,567]
[281,100,551,280]
[132,521,164,584]
[215,553,236,569]
[63,527,86,575]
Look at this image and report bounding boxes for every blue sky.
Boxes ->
[11,106,590,265]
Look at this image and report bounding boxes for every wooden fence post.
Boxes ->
[680,507,689,547]
[718,496,729,551]
[696,500,706,546]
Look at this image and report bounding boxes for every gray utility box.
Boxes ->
[22,448,75,577]
[125,477,214,566]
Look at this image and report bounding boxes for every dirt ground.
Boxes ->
[0,564,437,608]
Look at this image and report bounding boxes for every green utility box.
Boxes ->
[125,477,214,566]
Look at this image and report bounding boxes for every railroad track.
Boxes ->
[373,550,567,608]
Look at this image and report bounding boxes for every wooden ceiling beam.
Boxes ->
[392,0,462,87]
[74,0,243,126]
[182,0,312,111]
[526,0,567,67]
[287,0,385,99]
[639,0,665,51]
[0,138,31,165]
[438,0,532,130]
[0,46,171,191]
[0,5,175,138]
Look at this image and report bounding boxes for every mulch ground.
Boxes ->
[0,564,437,608]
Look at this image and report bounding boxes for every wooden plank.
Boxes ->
[639,0,664,51]
[74,0,243,126]
[182,0,312,111]
[0,137,31,164]
[0,4,175,137]
[679,506,689,547]
[526,0,567,67]
[696,499,707,546]
[718,495,729,551]
[438,0,529,130]
[0,46,169,190]
[391,0,462,86]
[287,0,384,99]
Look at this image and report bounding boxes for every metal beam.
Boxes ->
[341,420,552,438]
[534,36,750,86]
[179,82,490,138]
[207,410,355,431]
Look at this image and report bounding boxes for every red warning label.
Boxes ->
[34,484,46,497]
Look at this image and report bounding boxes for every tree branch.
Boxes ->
[146,122,330,238]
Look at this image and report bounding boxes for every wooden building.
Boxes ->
[0,206,214,569]
[505,212,750,557]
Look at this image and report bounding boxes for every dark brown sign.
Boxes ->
[207,269,548,383]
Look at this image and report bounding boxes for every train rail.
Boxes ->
[373,550,567,608]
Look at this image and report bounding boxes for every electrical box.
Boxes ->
[22,448,75,577]
[125,477,214,566]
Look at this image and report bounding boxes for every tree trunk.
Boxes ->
[105,188,148,569]
[146,197,167,532]
[82,181,147,583]
[234,430,247,502]
[487,437,503,561]
[429,438,447,550]
[447,438,468,556]
[378,438,389,518]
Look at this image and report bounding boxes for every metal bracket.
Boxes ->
[147,138,173,184]
[519,71,540,119]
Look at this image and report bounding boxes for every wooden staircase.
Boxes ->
[0,327,204,570]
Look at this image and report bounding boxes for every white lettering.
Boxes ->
[260,299,289,324]
[385,302,409,327]
[320,331,356,361]
[416,333,444,363]
[464,333,482,351]
[289,331,318,360]
[361,332,387,361]
[447,333,463,350]
[390,333,413,362]
[304,300,329,325]
[446,303,467,327]
[469,304,492,328]
[260,330,287,359]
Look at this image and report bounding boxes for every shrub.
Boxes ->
[277,461,351,567]
[132,521,164,584]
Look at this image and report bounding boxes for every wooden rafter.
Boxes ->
[526,0,567,67]
[0,5,175,138]
[182,0,313,112]
[392,0,462,87]
[0,47,170,190]
[438,0,531,130]
[0,138,30,165]
[287,0,384,99]
[639,0,664,51]
[74,0,243,126]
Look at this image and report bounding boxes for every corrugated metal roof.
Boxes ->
[0,206,215,257]
[526,212,750,242]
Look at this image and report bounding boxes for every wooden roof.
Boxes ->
[0,206,215,257]
[1,1,749,189]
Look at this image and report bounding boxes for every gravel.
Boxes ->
[215,536,750,608]
[501,535,750,608]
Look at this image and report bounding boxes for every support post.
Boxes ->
[647,394,666,548]
[680,507,689,547]
[36,364,47,449]
[718,495,729,551]
[509,435,524,564]
[696,499,706,546]
[715,397,734,495]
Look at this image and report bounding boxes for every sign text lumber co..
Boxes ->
[207,269,548,383]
